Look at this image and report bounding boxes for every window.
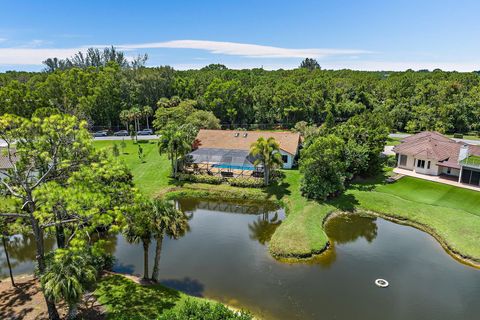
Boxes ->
[417,159,425,169]
[282,155,289,163]
[427,161,431,169]
[399,155,407,166]
[447,168,451,174]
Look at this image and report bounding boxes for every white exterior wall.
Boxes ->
[413,158,440,175]
[397,154,440,175]
[440,166,460,177]
[397,154,415,170]
[279,150,294,169]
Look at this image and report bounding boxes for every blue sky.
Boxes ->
[0,0,479,71]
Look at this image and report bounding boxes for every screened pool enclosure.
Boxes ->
[185,148,263,178]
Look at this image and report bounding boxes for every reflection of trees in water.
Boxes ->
[178,198,279,216]
[248,212,282,245]
[325,214,378,244]
[4,234,55,263]
[0,234,56,277]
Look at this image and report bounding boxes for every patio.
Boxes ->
[185,148,264,179]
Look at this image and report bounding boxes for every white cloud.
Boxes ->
[0,39,478,72]
[0,48,82,65]
[320,60,480,72]
[116,40,369,59]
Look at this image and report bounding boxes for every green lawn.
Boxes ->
[94,274,222,320]
[94,139,172,196]
[461,155,480,167]
[385,137,402,146]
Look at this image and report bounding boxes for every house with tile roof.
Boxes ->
[0,147,18,180]
[186,129,301,177]
[393,131,480,187]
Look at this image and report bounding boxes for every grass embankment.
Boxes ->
[339,177,480,265]
[94,140,480,265]
[94,274,223,320]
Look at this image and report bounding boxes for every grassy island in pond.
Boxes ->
[94,140,480,267]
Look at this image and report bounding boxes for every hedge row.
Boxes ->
[177,173,265,188]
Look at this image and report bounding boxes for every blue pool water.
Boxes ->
[213,164,255,170]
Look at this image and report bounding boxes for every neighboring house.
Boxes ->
[393,131,480,187]
[188,129,301,175]
[0,147,18,180]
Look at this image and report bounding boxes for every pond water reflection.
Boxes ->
[1,198,479,320]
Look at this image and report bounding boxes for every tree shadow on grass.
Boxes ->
[265,179,291,201]
[95,274,180,319]
[160,277,205,297]
[328,193,359,212]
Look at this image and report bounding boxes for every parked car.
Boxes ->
[137,129,154,135]
[114,130,129,136]
[92,131,108,137]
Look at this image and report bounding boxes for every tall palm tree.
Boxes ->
[142,106,153,130]
[119,109,131,130]
[130,106,142,132]
[123,197,153,280]
[150,199,189,282]
[42,249,96,320]
[158,124,194,178]
[250,137,283,185]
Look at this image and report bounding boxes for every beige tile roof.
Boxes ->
[393,131,462,161]
[195,129,301,155]
[0,147,18,169]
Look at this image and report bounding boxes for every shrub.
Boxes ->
[385,155,397,168]
[228,177,265,188]
[178,173,223,185]
[158,299,253,320]
[453,133,463,139]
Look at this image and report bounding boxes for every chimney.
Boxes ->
[458,144,469,162]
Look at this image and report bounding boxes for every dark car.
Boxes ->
[137,129,154,136]
[92,131,108,137]
[114,130,129,136]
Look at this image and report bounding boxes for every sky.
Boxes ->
[0,0,479,72]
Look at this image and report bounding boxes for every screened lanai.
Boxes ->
[186,148,263,178]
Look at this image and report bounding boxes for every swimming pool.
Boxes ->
[213,164,255,170]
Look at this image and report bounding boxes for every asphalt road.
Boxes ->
[93,135,159,141]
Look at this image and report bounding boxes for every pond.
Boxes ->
[1,198,479,319]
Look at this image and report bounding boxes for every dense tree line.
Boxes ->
[1,50,480,134]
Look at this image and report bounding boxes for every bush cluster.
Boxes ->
[158,299,253,320]
[228,177,265,188]
[178,173,223,184]
[453,133,464,139]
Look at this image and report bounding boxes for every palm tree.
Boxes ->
[130,106,142,132]
[158,124,194,178]
[142,106,153,130]
[150,199,189,282]
[42,249,96,320]
[119,109,131,130]
[123,197,153,280]
[250,137,283,185]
